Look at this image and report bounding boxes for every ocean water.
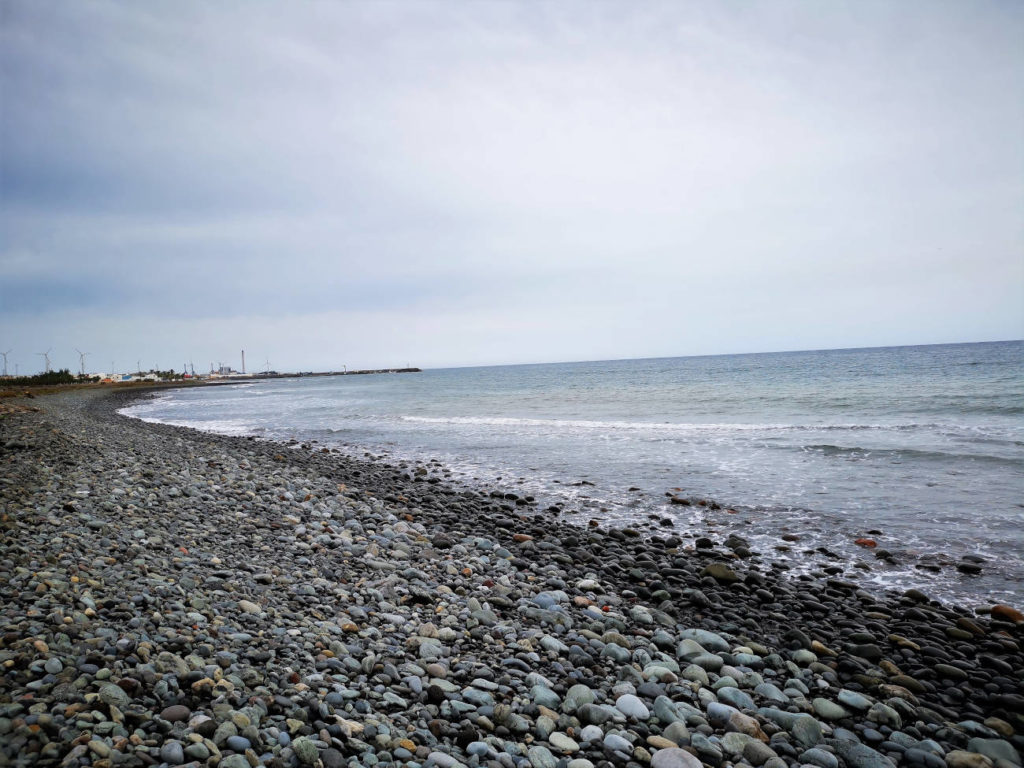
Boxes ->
[123,341,1024,606]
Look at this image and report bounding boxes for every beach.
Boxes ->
[1,387,1021,768]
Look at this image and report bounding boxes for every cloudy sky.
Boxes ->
[2,1,1022,373]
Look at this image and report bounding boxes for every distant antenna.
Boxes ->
[265,359,270,374]
[137,359,141,375]
[36,348,52,374]
[75,348,89,376]
[241,349,246,374]
[1,349,10,377]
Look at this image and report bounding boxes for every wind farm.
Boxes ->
[0,344,420,389]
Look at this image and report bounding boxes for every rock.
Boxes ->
[616,693,650,719]
[702,563,740,583]
[744,740,779,766]
[563,684,596,712]
[97,683,131,709]
[237,599,261,614]
[292,736,320,765]
[160,704,191,722]
[663,721,691,746]
[651,747,704,768]
[802,748,841,768]
[159,740,185,765]
[966,739,1021,767]
[604,733,633,754]
[813,698,850,720]
[528,745,558,768]
[991,604,1023,623]
[946,751,995,768]
[792,716,824,748]
[832,738,898,768]
[549,732,580,753]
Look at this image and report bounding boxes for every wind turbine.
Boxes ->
[75,348,90,376]
[1,350,10,377]
[37,348,52,374]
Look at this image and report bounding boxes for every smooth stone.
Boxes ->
[946,751,995,768]
[160,704,191,722]
[427,753,466,768]
[718,686,756,710]
[722,732,757,756]
[802,748,841,768]
[531,685,561,709]
[792,716,824,748]
[868,703,902,729]
[678,628,731,652]
[838,690,873,711]
[604,733,633,754]
[966,739,1021,767]
[563,684,596,712]
[813,698,850,721]
[755,683,789,704]
[528,745,558,768]
[706,701,738,728]
[616,693,650,720]
[159,740,185,765]
[832,738,898,768]
[651,747,704,768]
[549,732,580,753]
[225,735,251,752]
[692,653,724,672]
[744,740,779,766]
[580,725,604,743]
[663,721,691,746]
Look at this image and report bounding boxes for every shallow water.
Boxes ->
[123,341,1024,606]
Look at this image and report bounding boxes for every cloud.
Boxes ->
[1,0,1022,373]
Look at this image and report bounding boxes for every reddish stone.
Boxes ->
[992,604,1024,623]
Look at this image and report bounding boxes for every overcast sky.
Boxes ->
[2,1,1022,374]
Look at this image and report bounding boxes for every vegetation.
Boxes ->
[1,369,88,386]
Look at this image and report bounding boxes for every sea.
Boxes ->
[123,340,1024,607]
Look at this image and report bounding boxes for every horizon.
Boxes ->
[3,2,1022,370]
[4,335,1020,378]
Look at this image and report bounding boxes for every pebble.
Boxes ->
[0,387,1019,768]
[651,747,704,768]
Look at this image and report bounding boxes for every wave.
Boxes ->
[397,415,983,435]
[801,444,1024,466]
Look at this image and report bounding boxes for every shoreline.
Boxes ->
[117,383,1020,610]
[1,387,1021,768]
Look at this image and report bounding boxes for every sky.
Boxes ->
[1,1,1022,374]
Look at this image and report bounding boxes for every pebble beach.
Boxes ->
[1,388,1021,768]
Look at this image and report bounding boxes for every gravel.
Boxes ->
[0,387,1021,768]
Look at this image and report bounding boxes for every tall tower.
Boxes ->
[241,349,246,374]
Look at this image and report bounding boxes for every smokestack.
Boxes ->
[241,349,245,374]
